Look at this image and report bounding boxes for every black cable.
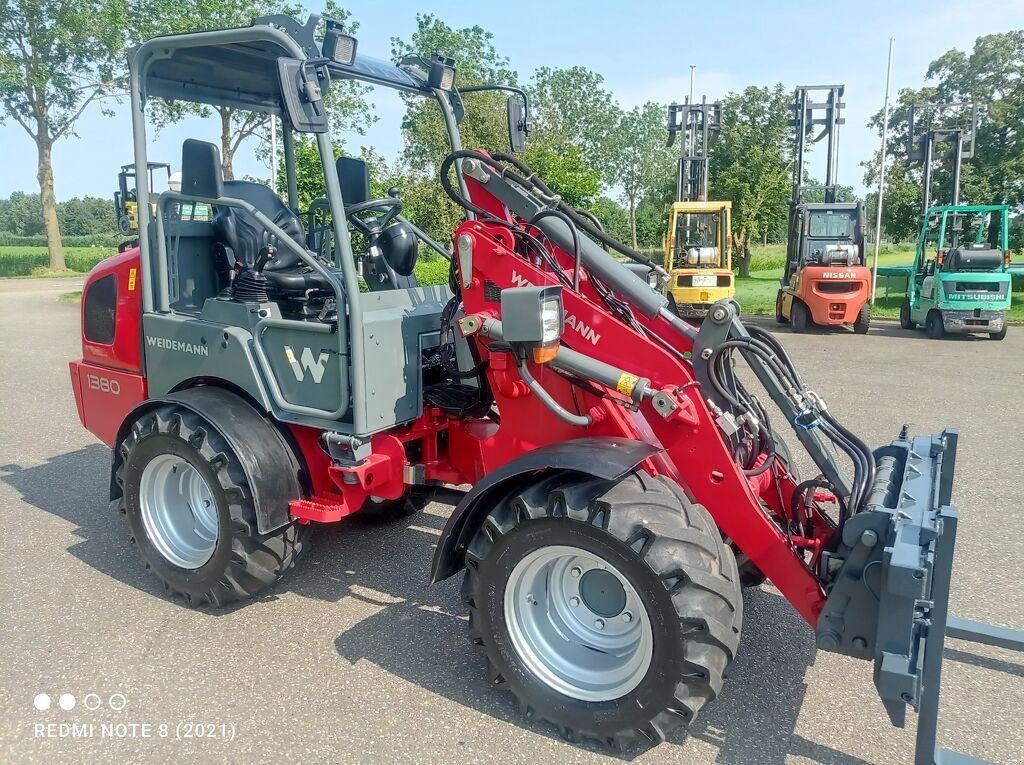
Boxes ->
[529,208,581,291]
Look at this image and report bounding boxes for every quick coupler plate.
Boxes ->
[815,428,959,728]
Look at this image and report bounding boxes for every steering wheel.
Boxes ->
[345,197,402,237]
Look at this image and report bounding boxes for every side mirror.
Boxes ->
[276,57,330,134]
[507,95,528,153]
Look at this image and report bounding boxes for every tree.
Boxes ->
[0,191,43,236]
[710,85,791,277]
[528,66,619,179]
[1,0,128,268]
[58,195,117,236]
[140,1,373,179]
[607,102,674,249]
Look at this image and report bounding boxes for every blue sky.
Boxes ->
[3,0,1024,201]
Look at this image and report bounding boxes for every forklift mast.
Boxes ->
[790,85,845,205]
[907,102,978,214]
[667,97,722,202]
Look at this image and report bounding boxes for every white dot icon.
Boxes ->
[83,693,102,711]
[33,694,51,711]
[58,694,76,711]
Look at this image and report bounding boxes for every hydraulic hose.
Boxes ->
[516,359,592,427]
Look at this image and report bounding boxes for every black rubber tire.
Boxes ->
[116,405,311,607]
[853,303,870,334]
[899,299,917,330]
[791,300,810,333]
[355,490,429,523]
[462,470,742,749]
[775,291,789,324]
[926,311,946,340]
[989,324,1007,341]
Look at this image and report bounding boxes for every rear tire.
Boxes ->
[853,303,870,334]
[462,471,742,749]
[989,324,1007,341]
[117,405,311,606]
[900,299,917,330]
[791,300,810,333]
[926,311,946,340]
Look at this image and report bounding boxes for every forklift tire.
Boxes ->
[989,324,1007,341]
[853,303,870,334]
[926,311,946,340]
[791,301,810,333]
[899,299,917,330]
[774,291,789,324]
[462,470,742,749]
[116,405,311,607]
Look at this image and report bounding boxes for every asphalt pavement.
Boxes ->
[1,277,1021,764]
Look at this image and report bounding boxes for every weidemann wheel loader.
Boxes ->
[68,13,1022,760]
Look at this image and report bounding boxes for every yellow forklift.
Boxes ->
[114,162,172,236]
[663,98,733,318]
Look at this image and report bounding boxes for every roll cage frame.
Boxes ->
[128,13,474,435]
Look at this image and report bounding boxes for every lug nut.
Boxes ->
[622,611,633,623]
[570,566,582,578]
[594,618,605,630]
[570,597,580,607]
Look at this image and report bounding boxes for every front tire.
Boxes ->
[462,471,742,748]
[117,405,310,606]
[926,311,946,340]
[775,291,789,324]
[990,323,1008,341]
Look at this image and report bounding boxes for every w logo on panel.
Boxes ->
[284,346,330,384]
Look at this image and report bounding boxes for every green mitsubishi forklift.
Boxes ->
[898,104,1013,340]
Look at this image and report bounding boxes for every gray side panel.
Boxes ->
[142,313,271,409]
[356,285,450,433]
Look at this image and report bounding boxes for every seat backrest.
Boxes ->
[181,139,223,199]
[337,156,371,206]
[213,179,307,270]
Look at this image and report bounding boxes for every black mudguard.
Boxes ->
[110,386,302,535]
[429,437,661,583]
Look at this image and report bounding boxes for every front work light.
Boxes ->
[500,285,563,363]
[323,19,357,65]
[428,55,456,90]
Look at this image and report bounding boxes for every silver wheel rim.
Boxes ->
[504,544,653,702]
[139,454,219,569]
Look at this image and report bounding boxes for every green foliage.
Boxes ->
[0,192,117,238]
[1,0,130,268]
[413,256,451,286]
[521,142,601,208]
[0,245,114,276]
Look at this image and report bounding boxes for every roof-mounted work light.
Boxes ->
[428,55,456,91]
[323,19,357,66]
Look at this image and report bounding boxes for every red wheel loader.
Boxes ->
[68,13,1021,759]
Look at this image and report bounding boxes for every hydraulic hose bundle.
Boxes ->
[438,148,875,543]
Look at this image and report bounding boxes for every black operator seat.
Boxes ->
[180,139,331,294]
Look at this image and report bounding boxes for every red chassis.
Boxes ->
[71,174,833,629]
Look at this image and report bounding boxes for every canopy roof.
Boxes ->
[136,15,436,115]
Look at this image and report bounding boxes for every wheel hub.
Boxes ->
[503,545,653,702]
[138,454,219,569]
[579,568,626,618]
